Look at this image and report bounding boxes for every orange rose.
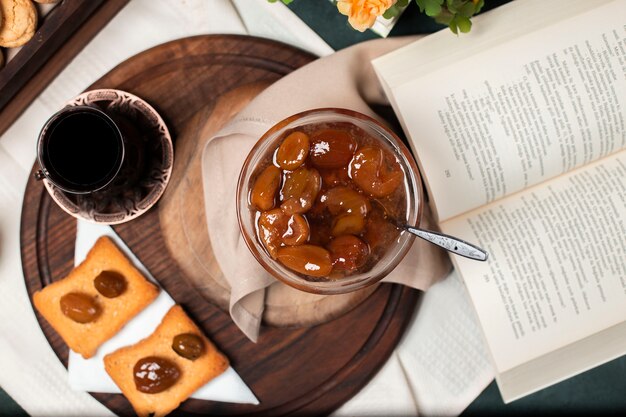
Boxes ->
[337,0,397,32]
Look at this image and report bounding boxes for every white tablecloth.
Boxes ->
[0,1,494,416]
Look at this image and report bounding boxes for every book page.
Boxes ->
[441,151,626,373]
[374,0,614,89]
[374,1,626,221]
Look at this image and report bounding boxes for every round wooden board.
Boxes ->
[20,35,420,416]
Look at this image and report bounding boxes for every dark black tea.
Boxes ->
[38,106,124,193]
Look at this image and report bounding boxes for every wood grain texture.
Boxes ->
[20,35,420,416]
[0,0,130,136]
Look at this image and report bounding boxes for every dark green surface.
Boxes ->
[461,355,626,416]
[0,387,26,417]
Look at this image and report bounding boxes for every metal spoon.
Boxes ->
[372,200,488,261]
[403,225,488,261]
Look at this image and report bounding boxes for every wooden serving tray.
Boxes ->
[20,35,420,416]
[0,0,129,136]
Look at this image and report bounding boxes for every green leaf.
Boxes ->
[383,5,401,19]
[446,0,464,14]
[417,0,444,17]
[397,0,410,7]
[424,0,443,17]
[281,0,294,4]
[455,15,472,32]
[457,1,476,17]
[449,19,458,34]
[475,0,485,13]
[434,9,453,25]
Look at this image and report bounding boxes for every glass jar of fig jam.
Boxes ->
[237,109,423,294]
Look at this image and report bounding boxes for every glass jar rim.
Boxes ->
[236,108,424,294]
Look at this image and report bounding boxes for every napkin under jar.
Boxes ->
[202,37,452,341]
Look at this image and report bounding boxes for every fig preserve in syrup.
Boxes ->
[248,121,409,281]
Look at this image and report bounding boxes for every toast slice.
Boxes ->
[104,305,229,417]
[33,236,159,358]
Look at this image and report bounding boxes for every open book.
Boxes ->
[373,0,626,403]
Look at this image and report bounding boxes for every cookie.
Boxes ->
[33,236,160,358]
[104,305,229,417]
[0,0,38,48]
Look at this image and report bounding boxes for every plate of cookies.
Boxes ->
[0,0,42,53]
[20,35,420,416]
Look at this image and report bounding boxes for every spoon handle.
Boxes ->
[405,226,489,261]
